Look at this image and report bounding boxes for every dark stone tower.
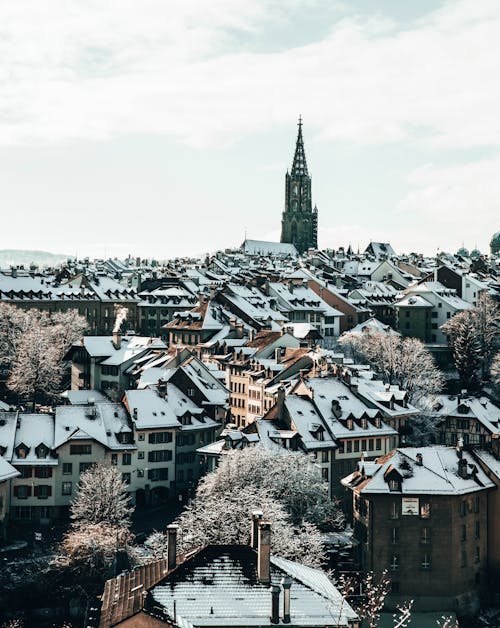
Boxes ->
[280,117,318,254]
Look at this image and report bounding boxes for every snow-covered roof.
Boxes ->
[242,239,298,256]
[347,446,494,496]
[54,403,134,451]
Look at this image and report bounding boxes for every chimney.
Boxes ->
[270,585,280,624]
[281,576,292,623]
[157,379,168,399]
[112,330,121,350]
[257,520,271,584]
[416,453,423,466]
[458,458,468,479]
[456,435,464,459]
[251,510,263,549]
[167,524,178,571]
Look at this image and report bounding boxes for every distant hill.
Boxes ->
[0,249,71,269]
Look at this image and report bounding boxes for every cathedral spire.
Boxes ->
[291,115,308,176]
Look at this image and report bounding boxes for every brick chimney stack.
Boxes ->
[250,510,263,549]
[167,524,179,571]
[257,521,271,584]
[281,576,292,623]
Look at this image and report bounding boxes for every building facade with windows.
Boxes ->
[342,446,493,614]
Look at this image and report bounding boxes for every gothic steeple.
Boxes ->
[291,116,308,177]
[280,117,318,254]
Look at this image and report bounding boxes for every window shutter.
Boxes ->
[33,486,39,497]
[48,486,52,496]
[35,468,40,478]
[13,486,18,497]
[48,468,52,478]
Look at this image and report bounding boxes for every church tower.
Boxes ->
[280,117,318,254]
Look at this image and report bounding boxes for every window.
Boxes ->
[474,495,480,513]
[475,547,480,564]
[390,501,399,520]
[475,521,480,539]
[137,469,144,478]
[461,550,467,568]
[421,554,431,570]
[15,485,30,499]
[62,463,72,475]
[391,527,399,544]
[35,467,52,478]
[148,468,169,481]
[35,485,51,499]
[321,468,329,481]
[389,479,400,492]
[79,462,93,473]
[361,439,367,451]
[18,467,32,479]
[376,438,382,450]
[461,524,467,541]
[390,554,399,571]
[420,502,431,519]
[62,482,72,496]
[368,439,374,451]
[138,451,144,460]
[322,451,329,463]
[138,433,145,441]
[353,440,359,452]
[148,432,173,444]
[122,472,131,485]
[111,454,118,466]
[70,444,91,455]
[460,501,467,517]
[148,450,173,463]
[122,453,132,466]
[346,441,352,453]
[421,527,431,544]
[391,582,400,594]
[187,388,195,397]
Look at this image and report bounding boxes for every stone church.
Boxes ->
[280,118,318,254]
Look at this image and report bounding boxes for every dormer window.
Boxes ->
[181,413,192,426]
[347,418,354,431]
[35,443,49,459]
[15,443,29,459]
[361,418,368,430]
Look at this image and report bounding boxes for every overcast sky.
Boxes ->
[0,0,499,259]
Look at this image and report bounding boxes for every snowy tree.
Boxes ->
[448,316,481,390]
[0,303,27,371]
[335,570,413,628]
[196,447,344,530]
[151,485,326,568]
[338,332,443,409]
[4,306,87,405]
[443,294,500,378]
[145,447,343,568]
[53,523,135,597]
[7,324,64,406]
[491,352,500,399]
[71,462,133,528]
[50,309,89,355]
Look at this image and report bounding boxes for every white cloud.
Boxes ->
[396,155,500,252]
[1,0,500,149]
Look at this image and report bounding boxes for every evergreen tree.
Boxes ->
[452,316,481,390]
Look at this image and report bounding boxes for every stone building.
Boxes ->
[280,118,318,254]
[342,445,494,615]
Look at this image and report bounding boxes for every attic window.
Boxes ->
[296,410,303,415]
[16,444,29,459]
[388,479,401,492]
[35,444,48,459]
